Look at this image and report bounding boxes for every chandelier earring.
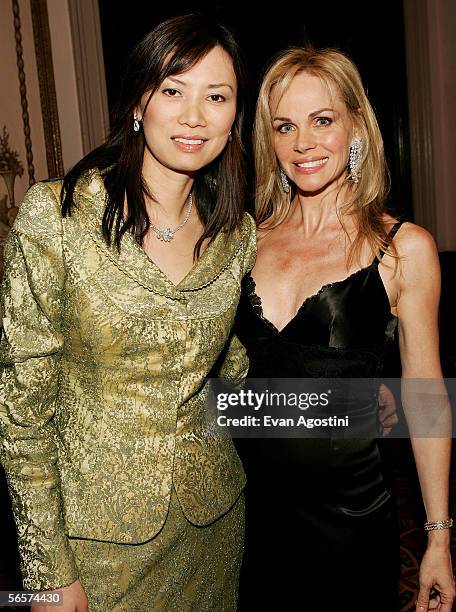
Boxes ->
[133,113,141,132]
[349,138,363,183]
[280,168,290,194]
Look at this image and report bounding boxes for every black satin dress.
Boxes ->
[234,223,402,611]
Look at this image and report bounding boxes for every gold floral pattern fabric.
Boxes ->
[0,170,256,591]
[69,487,245,611]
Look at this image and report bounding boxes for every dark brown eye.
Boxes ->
[208,94,226,102]
[162,88,180,97]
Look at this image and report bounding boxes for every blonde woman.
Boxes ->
[234,47,455,611]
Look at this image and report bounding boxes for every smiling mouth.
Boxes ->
[173,137,206,145]
[295,157,329,168]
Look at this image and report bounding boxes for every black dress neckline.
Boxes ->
[245,263,381,335]
[245,221,403,336]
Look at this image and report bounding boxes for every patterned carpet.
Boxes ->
[390,440,456,612]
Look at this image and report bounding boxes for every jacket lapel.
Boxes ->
[73,169,244,297]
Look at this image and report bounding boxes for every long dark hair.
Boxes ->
[62,13,247,256]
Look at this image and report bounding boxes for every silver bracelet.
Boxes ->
[424,518,453,532]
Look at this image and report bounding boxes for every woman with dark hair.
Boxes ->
[0,14,255,611]
[235,46,455,611]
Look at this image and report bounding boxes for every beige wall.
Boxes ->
[0,0,48,204]
[0,0,106,210]
[47,0,84,171]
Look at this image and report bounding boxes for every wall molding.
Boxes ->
[31,0,64,178]
[11,0,35,186]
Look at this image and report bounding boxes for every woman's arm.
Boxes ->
[0,183,79,591]
[395,223,455,611]
[218,212,256,383]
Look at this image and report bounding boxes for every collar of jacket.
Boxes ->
[72,168,246,299]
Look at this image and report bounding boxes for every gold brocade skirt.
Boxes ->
[68,488,244,611]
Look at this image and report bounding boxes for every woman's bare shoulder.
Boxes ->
[392,221,438,259]
[387,222,440,288]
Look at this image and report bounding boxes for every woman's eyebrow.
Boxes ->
[167,77,186,86]
[165,77,233,91]
[309,107,335,117]
[273,108,336,122]
[208,83,234,91]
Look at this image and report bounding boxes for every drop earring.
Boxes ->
[133,114,141,132]
[349,138,363,183]
[280,168,290,193]
[228,131,232,142]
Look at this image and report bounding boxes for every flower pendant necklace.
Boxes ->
[150,193,193,242]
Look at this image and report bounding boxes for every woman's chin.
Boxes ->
[293,173,348,198]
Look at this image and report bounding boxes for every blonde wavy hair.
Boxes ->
[254,46,397,267]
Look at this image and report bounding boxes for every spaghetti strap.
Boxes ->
[387,220,403,242]
[373,220,403,266]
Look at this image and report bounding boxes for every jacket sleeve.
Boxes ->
[218,213,256,383]
[0,182,79,590]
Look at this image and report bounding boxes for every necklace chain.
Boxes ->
[149,193,193,242]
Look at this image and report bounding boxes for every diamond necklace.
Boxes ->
[149,193,193,242]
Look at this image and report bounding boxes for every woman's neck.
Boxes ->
[141,156,195,226]
[291,181,351,236]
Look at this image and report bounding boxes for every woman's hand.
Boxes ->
[31,580,88,612]
[378,383,399,436]
[416,542,455,611]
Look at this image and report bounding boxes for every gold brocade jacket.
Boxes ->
[0,170,256,590]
